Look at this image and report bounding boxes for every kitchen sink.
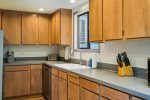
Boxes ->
[53,63,90,70]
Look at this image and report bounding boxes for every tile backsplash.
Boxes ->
[4,45,59,58]
[60,39,150,69]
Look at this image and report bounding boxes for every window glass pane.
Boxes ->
[90,43,99,50]
[77,13,89,49]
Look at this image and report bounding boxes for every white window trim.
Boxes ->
[72,8,100,53]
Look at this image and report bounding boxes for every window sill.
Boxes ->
[73,49,100,53]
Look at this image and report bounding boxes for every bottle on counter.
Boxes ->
[87,57,92,68]
[92,53,97,69]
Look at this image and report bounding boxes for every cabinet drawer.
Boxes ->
[100,96,108,100]
[131,96,142,100]
[100,85,129,100]
[5,65,30,72]
[59,71,67,80]
[51,68,59,76]
[80,87,99,100]
[68,73,79,85]
[80,78,99,94]
[31,65,42,70]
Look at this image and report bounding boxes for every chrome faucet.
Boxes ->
[80,49,83,65]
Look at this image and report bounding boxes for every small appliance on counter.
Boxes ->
[148,58,150,86]
[48,54,58,61]
[6,51,15,63]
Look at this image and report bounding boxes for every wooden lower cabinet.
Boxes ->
[59,78,67,100]
[4,65,43,98]
[51,74,59,100]
[4,65,30,98]
[100,85,129,100]
[30,65,42,94]
[80,78,99,94]
[68,82,79,100]
[131,96,142,100]
[100,96,108,100]
[80,88,99,100]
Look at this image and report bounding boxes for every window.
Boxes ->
[77,12,89,49]
[76,12,99,51]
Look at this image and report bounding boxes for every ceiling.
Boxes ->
[0,0,88,13]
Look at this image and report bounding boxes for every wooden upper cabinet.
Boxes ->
[89,0,103,42]
[103,0,123,40]
[55,10,61,45]
[123,0,150,39]
[50,9,72,45]
[0,11,1,29]
[22,13,38,44]
[2,11,21,44]
[60,9,72,45]
[38,14,49,45]
[50,13,55,45]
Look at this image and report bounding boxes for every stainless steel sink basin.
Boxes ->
[53,63,89,70]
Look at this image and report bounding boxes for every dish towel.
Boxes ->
[65,47,71,60]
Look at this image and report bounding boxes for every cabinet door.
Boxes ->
[30,65,42,94]
[55,10,61,45]
[100,97,108,100]
[38,14,49,44]
[4,66,30,97]
[0,11,1,29]
[89,0,103,42]
[2,11,21,44]
[22,13,38,44]
[80,88,99,100]
[59,78,67,100]
[100,85,129,100]
[68,82,79,100]
[123,0,150,39]
[61,9,72,45]
[103,0,122,40]
[50,13,55,45]
[51,74,59,100]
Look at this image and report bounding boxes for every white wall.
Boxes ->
[72,39,150,69]
[4,45,59,58]
[59,2,150,69]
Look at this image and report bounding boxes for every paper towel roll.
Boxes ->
[92,53,97,68]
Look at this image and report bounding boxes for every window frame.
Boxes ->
[72,9,100,53]
[77,12,89,49]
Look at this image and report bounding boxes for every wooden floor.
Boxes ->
[4,95,45,100]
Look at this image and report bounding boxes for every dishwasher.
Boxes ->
[42,64,51,100]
